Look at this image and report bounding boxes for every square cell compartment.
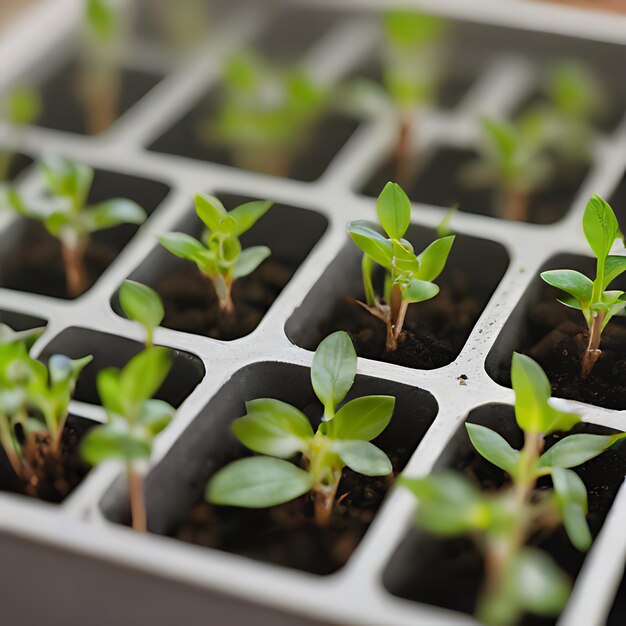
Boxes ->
[383,403,626,623]
[486,253,626,410]
[114,194,328,340]
[100,361,438,575]
[0,168,170,299]
[286,223,508,370]
[38,327,205,408]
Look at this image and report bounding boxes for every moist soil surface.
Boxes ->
[155,259,293,340]
[385,413,626,625]
[172,450,404,575]
[1,224,117,299]
[0,418,92,502]
[363,146,588,225]
[501,298,626,410]
[312,275,481,369]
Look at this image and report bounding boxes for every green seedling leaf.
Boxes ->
[6,87,41,126]
[603,255,626,288]
[511,352,579,435]
[81,422,151,464]
[362,254,376,307]
[195,194,226,232]
[330,395,395,441]
[119,280,164,335]
[229,200,272,236]
[232,245,271,279]
[416,236,455,282]
[206,456,313,508]
[466,423,520,474]
[436,205,457,237]
[158,232,206,262]
[81,199,146,231]
[400,278,439,303]
[138,399,175,435]
[348,221,393,269]
[401,472,487,535]
[97,367,125,417]
[120,347,171,408]
[311,331,357,420]
[507,548,571,616]
[376,182,411,240]
[232,398,314,458]
[385,10,446,47]
[332,440,392,476]
[86,0,118,41]
[540,270,593,306]
[551,467,592,551]
[583,194,621,260]
[538,432,625,469]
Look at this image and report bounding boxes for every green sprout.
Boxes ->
[119,279,165,349]
[81,346,174,531]
[0,156,146,297]
[541,195,626,378]
[158,193,272,314]
[347,182,455,352]
[0,86,41,181]
[205,52,329,176]
[464,117,553,221]
[401,352,625,626]
[382,10,448,181]
[0,324,91,483]
[80,0,123,134]
[207,331,395,527]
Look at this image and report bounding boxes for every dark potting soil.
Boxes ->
[172,449,404,576]
[488,254,626,410]
[314,275,481,370]
[155,259,293,340]
[0,416,93,503]
[384,406,626,625]
[37,59,162,135]
[148,94,360,182]
[0,223,117,299]
[363,146,588,225]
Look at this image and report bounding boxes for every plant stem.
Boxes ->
[582,310,605,379]
[0,150,12,182]
[0,414,22,476]
[51,411,67,458]
[385,284,404,352]
[128,463,147,532]
[61,238,89,297]
[79,63,120,135]
[394,111,415,185]
[313,470,341,527]
[210,275,234,314]
[503,185,530,222]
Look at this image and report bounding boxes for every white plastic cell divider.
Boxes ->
[0,1,625,625]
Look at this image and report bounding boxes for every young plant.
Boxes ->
[158,193,272,314]
[79,0,124,134]
[401,352,625,626]
[463,117,552,221]
[382,10,448,181]
[81,346,174,531]
[541,195,626,378]
[207,331,395,526]
[0,156,146,297]
[119,279,165,348]
[0,325,91,482]
[347,181,455,352]
[0,86,41,180]
[205,52,329,176]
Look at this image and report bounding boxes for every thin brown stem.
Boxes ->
[61,238,89,297]
[313,470,341,528]
[394,112,415,185]
[393,299,409,341]
[79,63,120,135]
[503,185,530,222]
[128,465,147,532]
[582,310,605,379]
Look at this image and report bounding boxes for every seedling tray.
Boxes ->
[0,1,625,625]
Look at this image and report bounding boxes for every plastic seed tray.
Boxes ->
[0,1,625,625]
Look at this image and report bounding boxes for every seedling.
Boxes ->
[464,117,552,221]
[0,156,146,297]
[347,182,455,351]
[401,353,625,626]
[207,331,395,526]
[0,86,41,180]
[541,195,626,378]
[80,0,124,134]
[159,193,272,314]
[205,52,329,176]
[0,324,91,483]
[382,10,448,181]
[81,346,174,531]
[119,279,165,348]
